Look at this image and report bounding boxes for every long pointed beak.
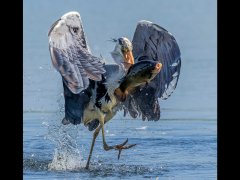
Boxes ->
[123,51,134,65]
[48,18,61,37]
[108,38,118,43]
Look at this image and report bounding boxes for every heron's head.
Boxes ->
[48,11,82,49]
[111,37,134,65]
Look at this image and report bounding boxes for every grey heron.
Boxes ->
[48,11,181,169]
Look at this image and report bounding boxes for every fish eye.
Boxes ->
[72,27,79,33]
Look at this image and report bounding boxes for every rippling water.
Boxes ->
[24,113,216,179]
[23,0,217,179]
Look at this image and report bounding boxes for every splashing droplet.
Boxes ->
[46,121,86,170]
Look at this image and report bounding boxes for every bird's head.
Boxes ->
[111,37,135,67]
[48,11,82,49]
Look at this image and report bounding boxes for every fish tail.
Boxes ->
[114,88,127,102]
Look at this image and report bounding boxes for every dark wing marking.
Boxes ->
[121,20,181,121]
[132,20,181,99]
[120,85,161,121]
[62,80,93,125]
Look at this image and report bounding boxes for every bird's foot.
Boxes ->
[115,139,136,160]
[103,138,136,160]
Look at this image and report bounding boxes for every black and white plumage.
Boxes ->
[48,11,181,169]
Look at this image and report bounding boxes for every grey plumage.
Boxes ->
[62,64,124,127]
[132,20,181,99]
[121,20,181,121]
[48,12,182,169]
[48,12,181,124]
[48,12,105,94]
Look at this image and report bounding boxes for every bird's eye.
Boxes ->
[72,27,79,33]
[118,38,123,45]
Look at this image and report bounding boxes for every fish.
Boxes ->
[114,60,162,101]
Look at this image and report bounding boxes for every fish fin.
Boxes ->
[114,88,127,102]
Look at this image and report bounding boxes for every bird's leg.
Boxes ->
[85,126,101,169]
[100,119,136,159]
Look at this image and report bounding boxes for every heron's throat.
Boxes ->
[123,51,134,65]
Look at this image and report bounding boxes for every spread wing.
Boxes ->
[132,20,181,99]
[48,12,105,94]
[122,20,181,120]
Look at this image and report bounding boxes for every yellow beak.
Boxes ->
[123,51,134,65]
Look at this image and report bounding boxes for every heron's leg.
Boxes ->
[100,119,136,159]
[85,126,101,169]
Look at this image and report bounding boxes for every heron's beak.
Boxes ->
[108,38,118,43]
[48,18,61,37]
[123,50,134,65]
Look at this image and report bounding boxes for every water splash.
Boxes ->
[135,126,148,130]
[48,146,86,171]
[45,116,86,171]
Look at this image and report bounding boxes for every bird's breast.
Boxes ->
[100,94,118,113]
[82,83,118,126]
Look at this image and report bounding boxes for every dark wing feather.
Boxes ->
[49,14,105,94]
[62,79,94,125]
[122,20,181,121]
[132,20,181,99]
